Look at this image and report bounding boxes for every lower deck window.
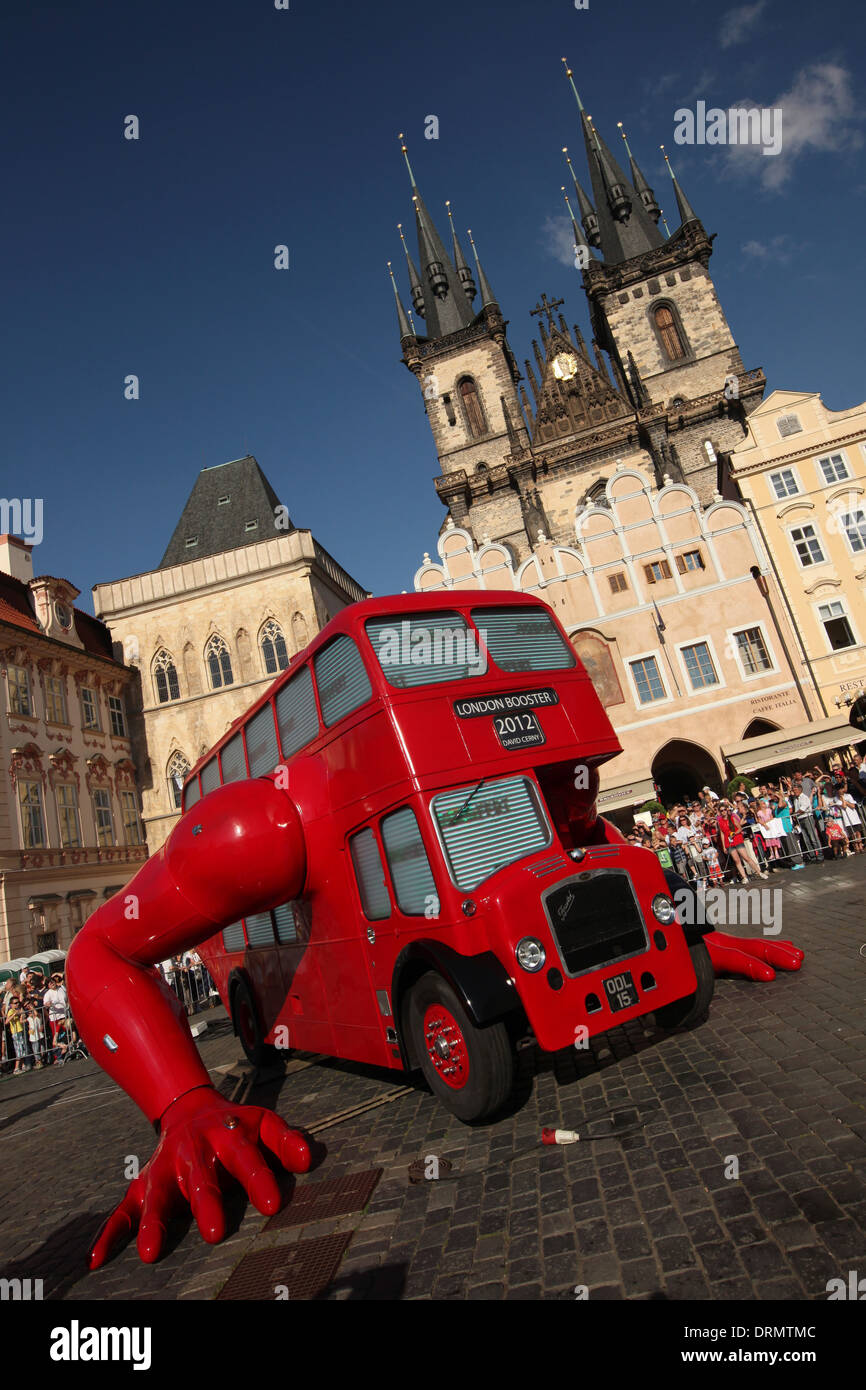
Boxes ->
[380,807,438,916]
[432,776,551,891]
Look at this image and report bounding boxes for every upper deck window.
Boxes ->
[200,760,221,795]
[183,779,201,811]
[432,775,551,891]
[220,731,247,784]
[471,607,575,673]
[275,666,319,756]
[366,612,486,688]
[246,703,280,776]
[314,636,373,726]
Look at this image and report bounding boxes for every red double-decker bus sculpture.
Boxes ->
[66,592,803,1266]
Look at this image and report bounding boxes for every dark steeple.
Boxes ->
[397,222,425,320]
[398,134,475,339]
[562,187,596,265]
[388,261,414,341]
[467,229,497,309]
[562,149,600,248]
[617,123,661,224]
[160,456,288,569]
[662,148,701,228]
[446,201,477,303]
[561,58,666,265]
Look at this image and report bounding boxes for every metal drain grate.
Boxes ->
[216,1232,352,1300]
[265,1168,383,1230]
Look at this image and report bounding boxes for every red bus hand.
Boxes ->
[89,1086,311,1268]
[705,932,805,982]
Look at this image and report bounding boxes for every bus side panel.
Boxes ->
[267,942,337,1057]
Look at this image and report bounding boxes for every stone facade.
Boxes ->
[93,524,368,850]
[0,535,145,960]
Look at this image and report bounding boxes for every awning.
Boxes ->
[597,768,656,811]
[722,714,861,774]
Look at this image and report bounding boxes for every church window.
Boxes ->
[260,619,289,674]
[777,414,802,438]
[152,649,181,704]
[442,393,456,426]
[206,635,234,688]
[653,304,687,361]
[167,750,190,810]
[608,572,628,594]
[458,378,487,438]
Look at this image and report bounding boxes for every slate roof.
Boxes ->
[159,456,290,569]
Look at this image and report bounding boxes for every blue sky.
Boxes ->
[4,0,864,610]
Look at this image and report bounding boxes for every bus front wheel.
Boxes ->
[230,976,280,1069]
[407,973,513,1123]
[653,941,715,1031]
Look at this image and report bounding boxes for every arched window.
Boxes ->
[458,377,486,438]
[152,649,180,704]
[205,635,234,689]
[260,619,289,674]
[653,304,687,361]
[587,480,610,509]
[166,750,190,810]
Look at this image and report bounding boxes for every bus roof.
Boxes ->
[183,589,556,788]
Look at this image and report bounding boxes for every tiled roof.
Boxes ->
[159,456,290,568]
[0,574,117,662]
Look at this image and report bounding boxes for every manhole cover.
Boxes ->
[216,1232,352,1300]
[265,1168,383,1230]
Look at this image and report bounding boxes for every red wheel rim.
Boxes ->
[422,1004,469,1090]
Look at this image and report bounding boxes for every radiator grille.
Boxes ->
[544,870,648,977]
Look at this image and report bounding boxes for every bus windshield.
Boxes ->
[365,611,486,688]
[431,775,552,891]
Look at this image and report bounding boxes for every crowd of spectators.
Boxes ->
[628,754,866,886]
[0,967,83,1076]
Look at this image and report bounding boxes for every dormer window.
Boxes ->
[245,520,258,532]
[218,495,230,505]
[185,537,198,548]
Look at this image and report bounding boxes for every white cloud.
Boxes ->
[724,62,863,190]
[719,1,767,49]
[741,234,802,265]
[541,215,578,269]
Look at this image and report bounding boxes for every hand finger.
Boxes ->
[753,939,804,971]
[175,1136,227,1245]
[210,1128,283,1215]
[137,1164,178,1263]
[260,1109,311,1175]
[705,937,775,981]
[89,1186,143,1270]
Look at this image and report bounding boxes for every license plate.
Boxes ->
[603,970,638,1012]
[493,711,546,750]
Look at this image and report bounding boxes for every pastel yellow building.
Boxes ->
[415,467,858,817]
[727,390,866,724]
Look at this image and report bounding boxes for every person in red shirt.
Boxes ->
[716,801,768,882]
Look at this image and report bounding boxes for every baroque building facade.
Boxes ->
[0,534,145,960]
[92,455,368,850]
[727,390,866,727]
[389,67,765,562]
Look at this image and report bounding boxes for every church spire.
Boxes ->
[446,200,477,302]
[617,123,661,223]
[397,133,475,339]
[562,187,595,264]
[398,222,425,320]
[562,148,600,248]
[467,229,497,309]
[561,59,665,264]
[388,261,414,341]
[661,147,701,227]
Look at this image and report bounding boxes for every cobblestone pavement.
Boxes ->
[1,855,864,1301]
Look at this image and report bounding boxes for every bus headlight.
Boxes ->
[516,937,546,972]
[652,894,676,924]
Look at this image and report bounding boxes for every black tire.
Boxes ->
[406,973,513,1123]
[654,940,715,1030]
[229,976,280,1068]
